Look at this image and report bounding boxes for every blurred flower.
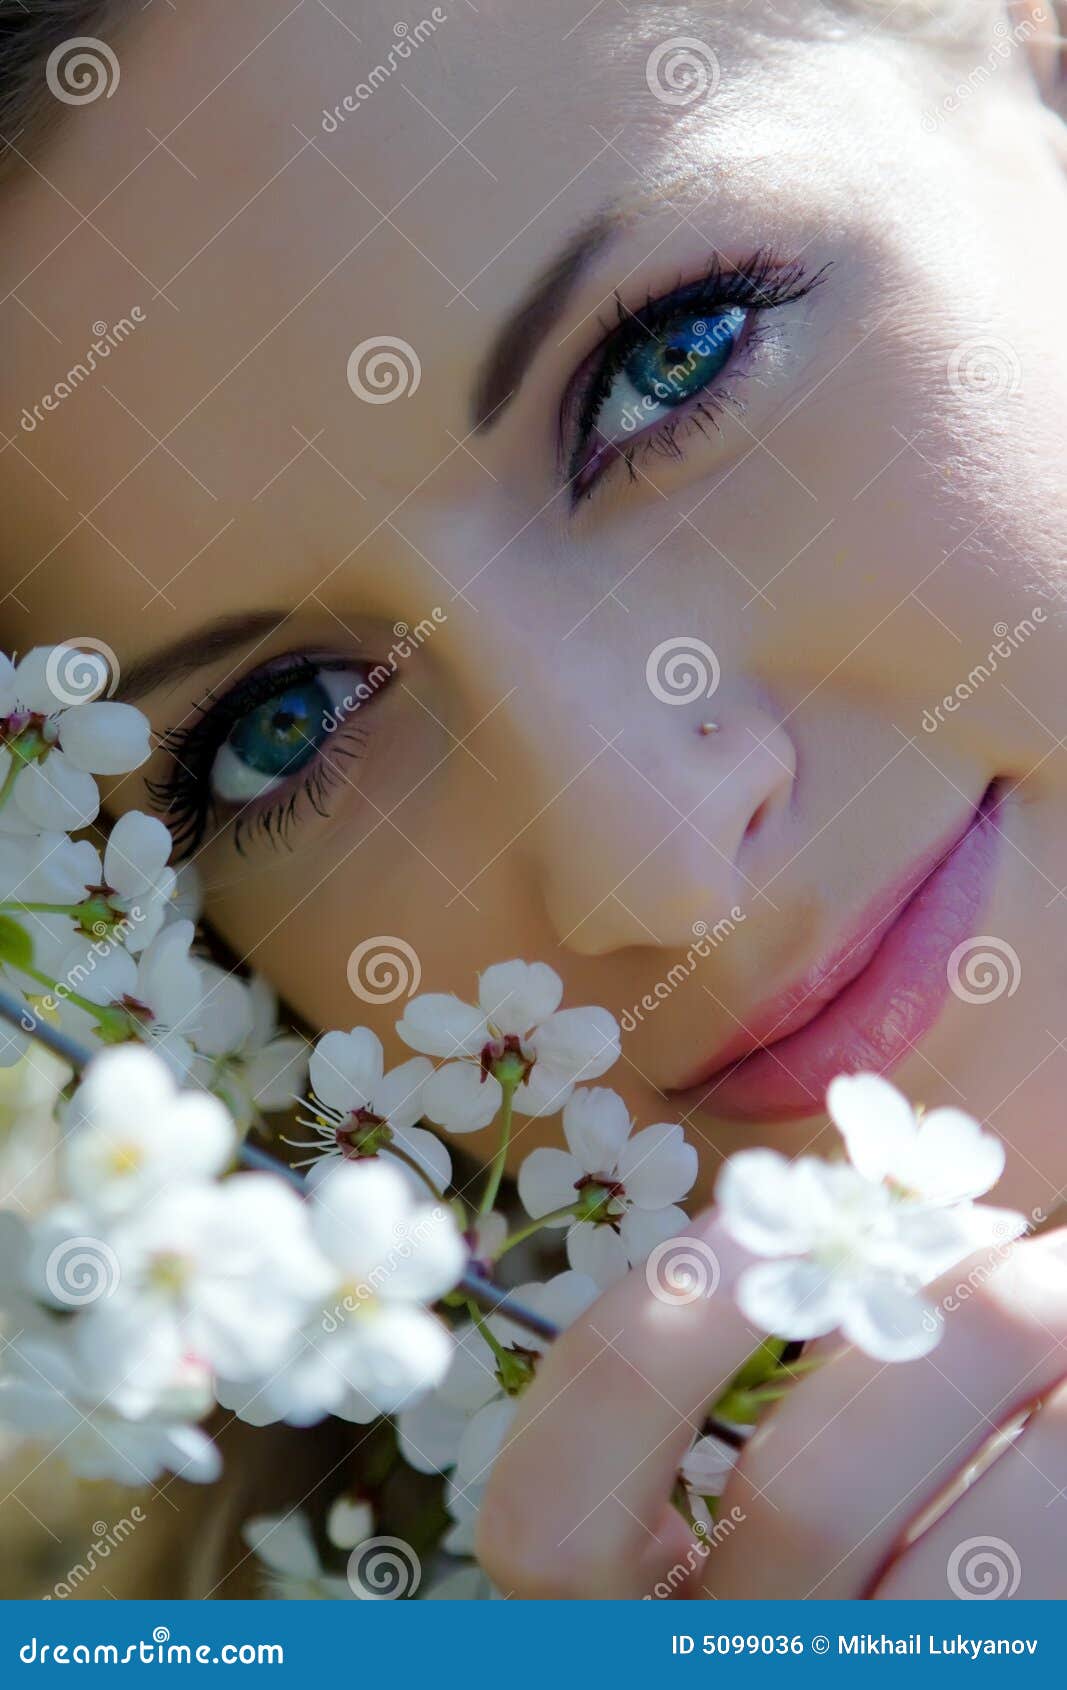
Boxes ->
[192,965,308,1130]
[244,1513,354,1600]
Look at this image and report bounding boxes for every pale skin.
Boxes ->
[1,0,1066,1596]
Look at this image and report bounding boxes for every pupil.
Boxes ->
[228,680,331,777]
[625,307,745,409]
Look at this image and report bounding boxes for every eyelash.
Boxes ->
[147,654,373,860]
[564,248,829,500]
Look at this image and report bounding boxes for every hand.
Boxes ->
[477,1215,1067,1598]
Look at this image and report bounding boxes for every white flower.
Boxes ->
[397,1270,598,1492]
[100,811,176,951]
[327,1494,375,1551]
[680,1432,737,1507]
[42,918,205,1078]
[0,1337,220,1485]
[75,1173,332,1396]
[218,1161,466,1427]
[518,1088,697,1287]
[290,1027,447,1195]
[826,1072,1006,1206]
[396,960,620,1133]
[243,1513,354,1600]
[191,965,308,1129]
[63,1045,235,1218]
[718,1076,1026,1362]
[0,647,150,833]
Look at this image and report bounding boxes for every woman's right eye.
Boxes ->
[150,656,386,857]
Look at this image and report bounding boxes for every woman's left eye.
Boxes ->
[212,670,356,802]
[586,305,747,459]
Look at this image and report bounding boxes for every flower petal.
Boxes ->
[422,1061,501,1133]
[517,1146,581,1220]
[842,1277,941,1361]
[395,994,487,1059]
[826,1071,916,1185]
[477,960,562,1034]
[373,1056,433,1131]
[566,1221,630,1288]
[57,701,152,775]
[561,1086,631,1173]
[310,1028,384,1113]
[735,1257,845,1340]
[14,753,98,831]
[529,1006,620,1083]
[618,1122,697,1208]
[104,811,172,897]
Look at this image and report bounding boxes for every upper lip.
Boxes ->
[670,786,995,1096]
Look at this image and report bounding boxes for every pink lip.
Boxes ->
[671,783,1004,1123]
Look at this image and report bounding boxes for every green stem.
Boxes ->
[382,1141,444,1202]
[0,901,82,916]
[494,1205,578,1258]
[478,1077,517,1218]
[21,964,128,1033]
[465,1297,512,1371]
[0,758,21,814]
[707,1337,826,1428]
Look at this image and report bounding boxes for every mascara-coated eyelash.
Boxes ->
[148,654,381,859]
[562,250,829,500]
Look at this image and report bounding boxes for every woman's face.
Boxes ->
[1,0,1064,1206]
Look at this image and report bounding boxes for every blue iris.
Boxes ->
[226,680,331,778]
[624,306,745,409]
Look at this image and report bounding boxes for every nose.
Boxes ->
[531,706,797,956]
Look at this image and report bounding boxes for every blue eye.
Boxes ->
[211,669,363,803]
[591,306,747,449]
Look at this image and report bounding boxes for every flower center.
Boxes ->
[336,1109,391,1158]
[573,1172,626,1225]
[480,1032,533,1087]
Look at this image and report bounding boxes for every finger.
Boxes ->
[477,1213,764,1598]
[873,1375,1067,1599]
[706,1228,1067,1599]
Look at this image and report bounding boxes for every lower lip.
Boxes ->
[676,787,1004,1123]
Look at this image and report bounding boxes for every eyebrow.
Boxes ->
[470,210,618,434]
[117,611,291,702]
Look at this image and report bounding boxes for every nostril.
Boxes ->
[744,798,771,843]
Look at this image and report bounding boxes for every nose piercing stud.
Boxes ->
[698,721,720,735]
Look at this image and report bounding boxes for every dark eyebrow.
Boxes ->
[470,211,618,434]
[117,611,291,702]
